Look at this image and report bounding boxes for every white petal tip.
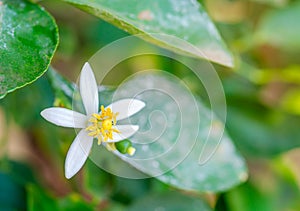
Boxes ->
[40,108,51,118]
[131,125,139,131]
[134,100,146,110]
[40,108,52,122]
[64,164,80,179]
[65,174,71,179]
[64,164,76,179]
[83,62,92,70]
[65,170,74,179]
[40,110,46,118]
[82,62,94,77]
[127,99,146,117]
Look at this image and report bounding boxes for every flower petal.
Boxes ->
[108,125,139,142]
[41,108,87,128]
[80,62,99,115]
[65,130,93,179]
[106,99,145,121]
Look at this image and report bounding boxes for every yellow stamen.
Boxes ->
[92,113,101,119]
[88,131,98,137]
[97,136,102,145]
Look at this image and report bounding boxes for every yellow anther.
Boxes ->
[86,125,96,131]
[88,131,98,137]
[112,128,120,133]
[89,117,98,123]
[92,113,101,119]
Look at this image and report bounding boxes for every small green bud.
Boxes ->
[115,140,136,155]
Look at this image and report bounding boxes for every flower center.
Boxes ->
[102,119,112,130]
[86,105,119,145]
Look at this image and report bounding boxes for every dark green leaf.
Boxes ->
[0,0,59,98]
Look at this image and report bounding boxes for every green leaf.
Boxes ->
[62,0,234,67]
[89,71,247,192]
[255,2,300,51]
[128,192,212,211]
[0,0,59,99]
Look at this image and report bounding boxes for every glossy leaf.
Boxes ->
[0,0,59,99]
[62,0,234,67]
[89,71,247,192]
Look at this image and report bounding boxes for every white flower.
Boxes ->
[41,62,145,179]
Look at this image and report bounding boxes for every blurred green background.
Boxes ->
[1,0,300,210]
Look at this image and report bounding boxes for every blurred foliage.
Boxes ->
[0,0,300,210]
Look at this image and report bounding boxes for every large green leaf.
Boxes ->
[0,0,59,99]
[62,0,234,67]
[255,2,300,51]
[89,71,247,192]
